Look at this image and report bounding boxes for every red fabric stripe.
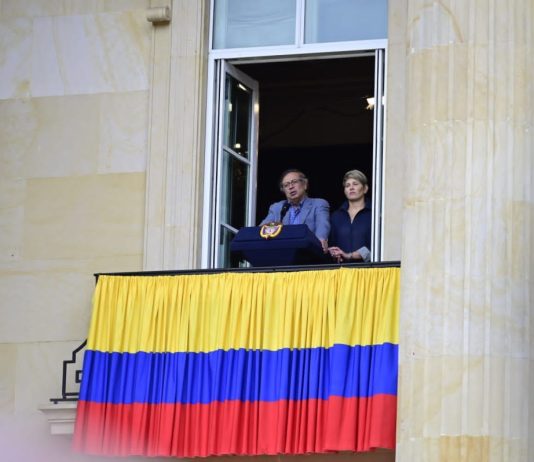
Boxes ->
[73,395,396,457]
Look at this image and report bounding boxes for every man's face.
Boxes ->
[281,172,307,204]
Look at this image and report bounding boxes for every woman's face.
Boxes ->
[344,178,368,201]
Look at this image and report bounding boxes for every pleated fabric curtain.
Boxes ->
[73,267,400,457]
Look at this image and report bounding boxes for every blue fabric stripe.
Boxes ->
[79,343,398,405]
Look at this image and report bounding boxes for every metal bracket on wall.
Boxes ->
[50,340,87,404]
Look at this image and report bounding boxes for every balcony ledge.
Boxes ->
[39,402,77,435]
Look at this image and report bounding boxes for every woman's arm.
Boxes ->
[328,246,364,262]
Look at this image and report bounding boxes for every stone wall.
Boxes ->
[0,1,150,460]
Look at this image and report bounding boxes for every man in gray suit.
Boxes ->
[260,169,330,251]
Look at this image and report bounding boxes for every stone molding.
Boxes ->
[39,402,77,436]
[147,6,171,24]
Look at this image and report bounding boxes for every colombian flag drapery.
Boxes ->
[73,267,400,457]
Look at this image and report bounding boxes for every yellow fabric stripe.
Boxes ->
[87,267,400,353]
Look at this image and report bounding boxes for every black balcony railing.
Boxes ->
[95,260,401,279]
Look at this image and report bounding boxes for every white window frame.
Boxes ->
[213,62,259,268]
[202,0,387,268]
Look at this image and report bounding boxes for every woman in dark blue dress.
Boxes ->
[328,170,371,262]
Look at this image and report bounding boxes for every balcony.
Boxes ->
[42,261,400,457]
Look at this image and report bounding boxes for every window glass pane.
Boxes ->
[220,151,248,229]
[218,226,243,268]
[305,0,387,43]
[224,75,252,158]
[213,0,296,49]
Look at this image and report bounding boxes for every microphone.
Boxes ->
[280,202,290,223]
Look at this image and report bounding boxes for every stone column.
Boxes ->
[144,0,209,270]
[397,1,533,461]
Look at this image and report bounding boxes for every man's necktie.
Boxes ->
[290,206,301,224]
